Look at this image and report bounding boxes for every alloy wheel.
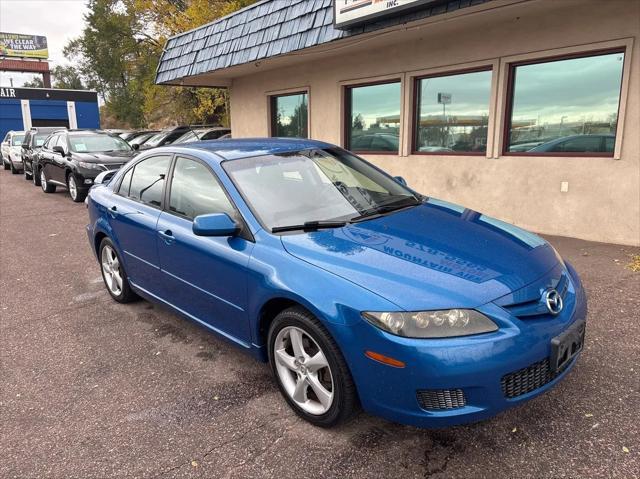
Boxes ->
[68,175,77,200]
[40,171,47,190]
[101,245,123,296]
[273,326,334,415]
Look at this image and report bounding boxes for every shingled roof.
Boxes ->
[155,0,491,85]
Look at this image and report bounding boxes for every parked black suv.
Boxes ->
[38,130,138,202]
[21,127,64,183]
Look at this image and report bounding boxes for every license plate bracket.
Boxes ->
[550,320,585,373]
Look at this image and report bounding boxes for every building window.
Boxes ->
[345,81,401,153]
[414,69,492,154]
[270,92,308,138]
[506,50,625,156]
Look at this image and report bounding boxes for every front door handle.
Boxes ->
[158,229,175,245]
[108,205,118,218]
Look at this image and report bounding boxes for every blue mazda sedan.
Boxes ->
[86,138,587,428]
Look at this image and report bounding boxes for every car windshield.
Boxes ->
[223,148,420,231]
[69,134,132,153]
[142,132,165,147]
[129,132,156,146]
[11,135,25,146]
[173,130,201,144]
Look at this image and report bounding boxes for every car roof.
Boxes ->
[178,138,335,161]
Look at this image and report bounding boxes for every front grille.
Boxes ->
[417,388,466,410]
[501,358,560,398]
[501,273,570,320]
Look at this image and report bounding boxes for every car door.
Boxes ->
[155,155,254,343]
[40,133,59,178]
[107,154,172,293]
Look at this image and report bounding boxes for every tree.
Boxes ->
[51,65,85,90]
[22,76,44,88]
[64,0,257,128]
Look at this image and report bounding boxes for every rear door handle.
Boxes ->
[158,229,175,245]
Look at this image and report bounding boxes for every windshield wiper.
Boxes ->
[350,196,422,222]
[271,220,348,233]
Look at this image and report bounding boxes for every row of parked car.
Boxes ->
[0,125,231,203]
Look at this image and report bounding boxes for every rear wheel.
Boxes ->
[24,165,32,180]
[2,159,9,170]
[40,170,56,193]
[268,307,358,427]
[99,238,138,303]
[10,160,18,174]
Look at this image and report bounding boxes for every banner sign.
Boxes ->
[0,33,48,59]
[334,0,441,29]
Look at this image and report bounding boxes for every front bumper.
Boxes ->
[332,264,588,428]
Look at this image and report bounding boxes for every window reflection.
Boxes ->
[415,70,492,154]
[347,81,401,153]
[507,51,624,155]
[128,156,171,207]
[271,92,308,138]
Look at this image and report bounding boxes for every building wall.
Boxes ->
[229,0,640,246]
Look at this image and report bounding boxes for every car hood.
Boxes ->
[74,151,136,163]
[280,199,559,311]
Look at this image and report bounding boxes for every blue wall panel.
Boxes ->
[29,99,69,120]
[0,99,23,140]
[75,101,100,128]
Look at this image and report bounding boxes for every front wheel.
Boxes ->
[40,169,56,193]
[67,174,87,202]
[10,161,19,174]
[99,238,138,303]
[268,307,358,427]
[24,165,32,180]
[32,166,41,186]
[2,159,9,170]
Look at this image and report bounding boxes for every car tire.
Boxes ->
[40,169,56,193]
[99,238,138,303]
[67,174,87,202]
[24,166,32,180]
[268,306,358,428]
[32,166,41,186]
[10,161,18,174]
[2,160,9,170]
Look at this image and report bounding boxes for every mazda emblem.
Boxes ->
[544,289,563,315]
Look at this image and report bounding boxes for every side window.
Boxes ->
[46,135,59,149]
[169,157,235,220]
[128,155,171,207]
[118,167,134,196]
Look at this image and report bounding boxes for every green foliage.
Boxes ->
[22,77,44,88]
[65,0,257,128]
[51,66,85,90]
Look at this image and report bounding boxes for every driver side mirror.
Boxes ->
[22,143,29,149]
[394,176,407,186]
[193,213,239,237]
[52,145,66,156]
[131,143,140,151]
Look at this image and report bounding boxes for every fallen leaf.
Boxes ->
[511,427,517,433]
[213,396,219,401]
[584,413,593,418]
[623,446,629,453]
[191,460,198,467]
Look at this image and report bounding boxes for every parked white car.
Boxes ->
[1,130,26,174]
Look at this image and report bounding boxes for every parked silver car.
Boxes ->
[1,130,26,174]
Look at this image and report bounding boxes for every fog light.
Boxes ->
[84,179,93,185]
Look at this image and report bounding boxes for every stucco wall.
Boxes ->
[229,0,640,246]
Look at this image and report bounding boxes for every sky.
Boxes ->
[0,0,88,86]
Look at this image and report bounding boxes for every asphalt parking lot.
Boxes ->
[1,168,639,479]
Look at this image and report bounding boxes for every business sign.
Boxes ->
[0,33,48,59]
[437,92,452,104]
[334,0,441,29]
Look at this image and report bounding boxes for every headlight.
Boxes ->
[77,161,102,170]
[362,309,498,338]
